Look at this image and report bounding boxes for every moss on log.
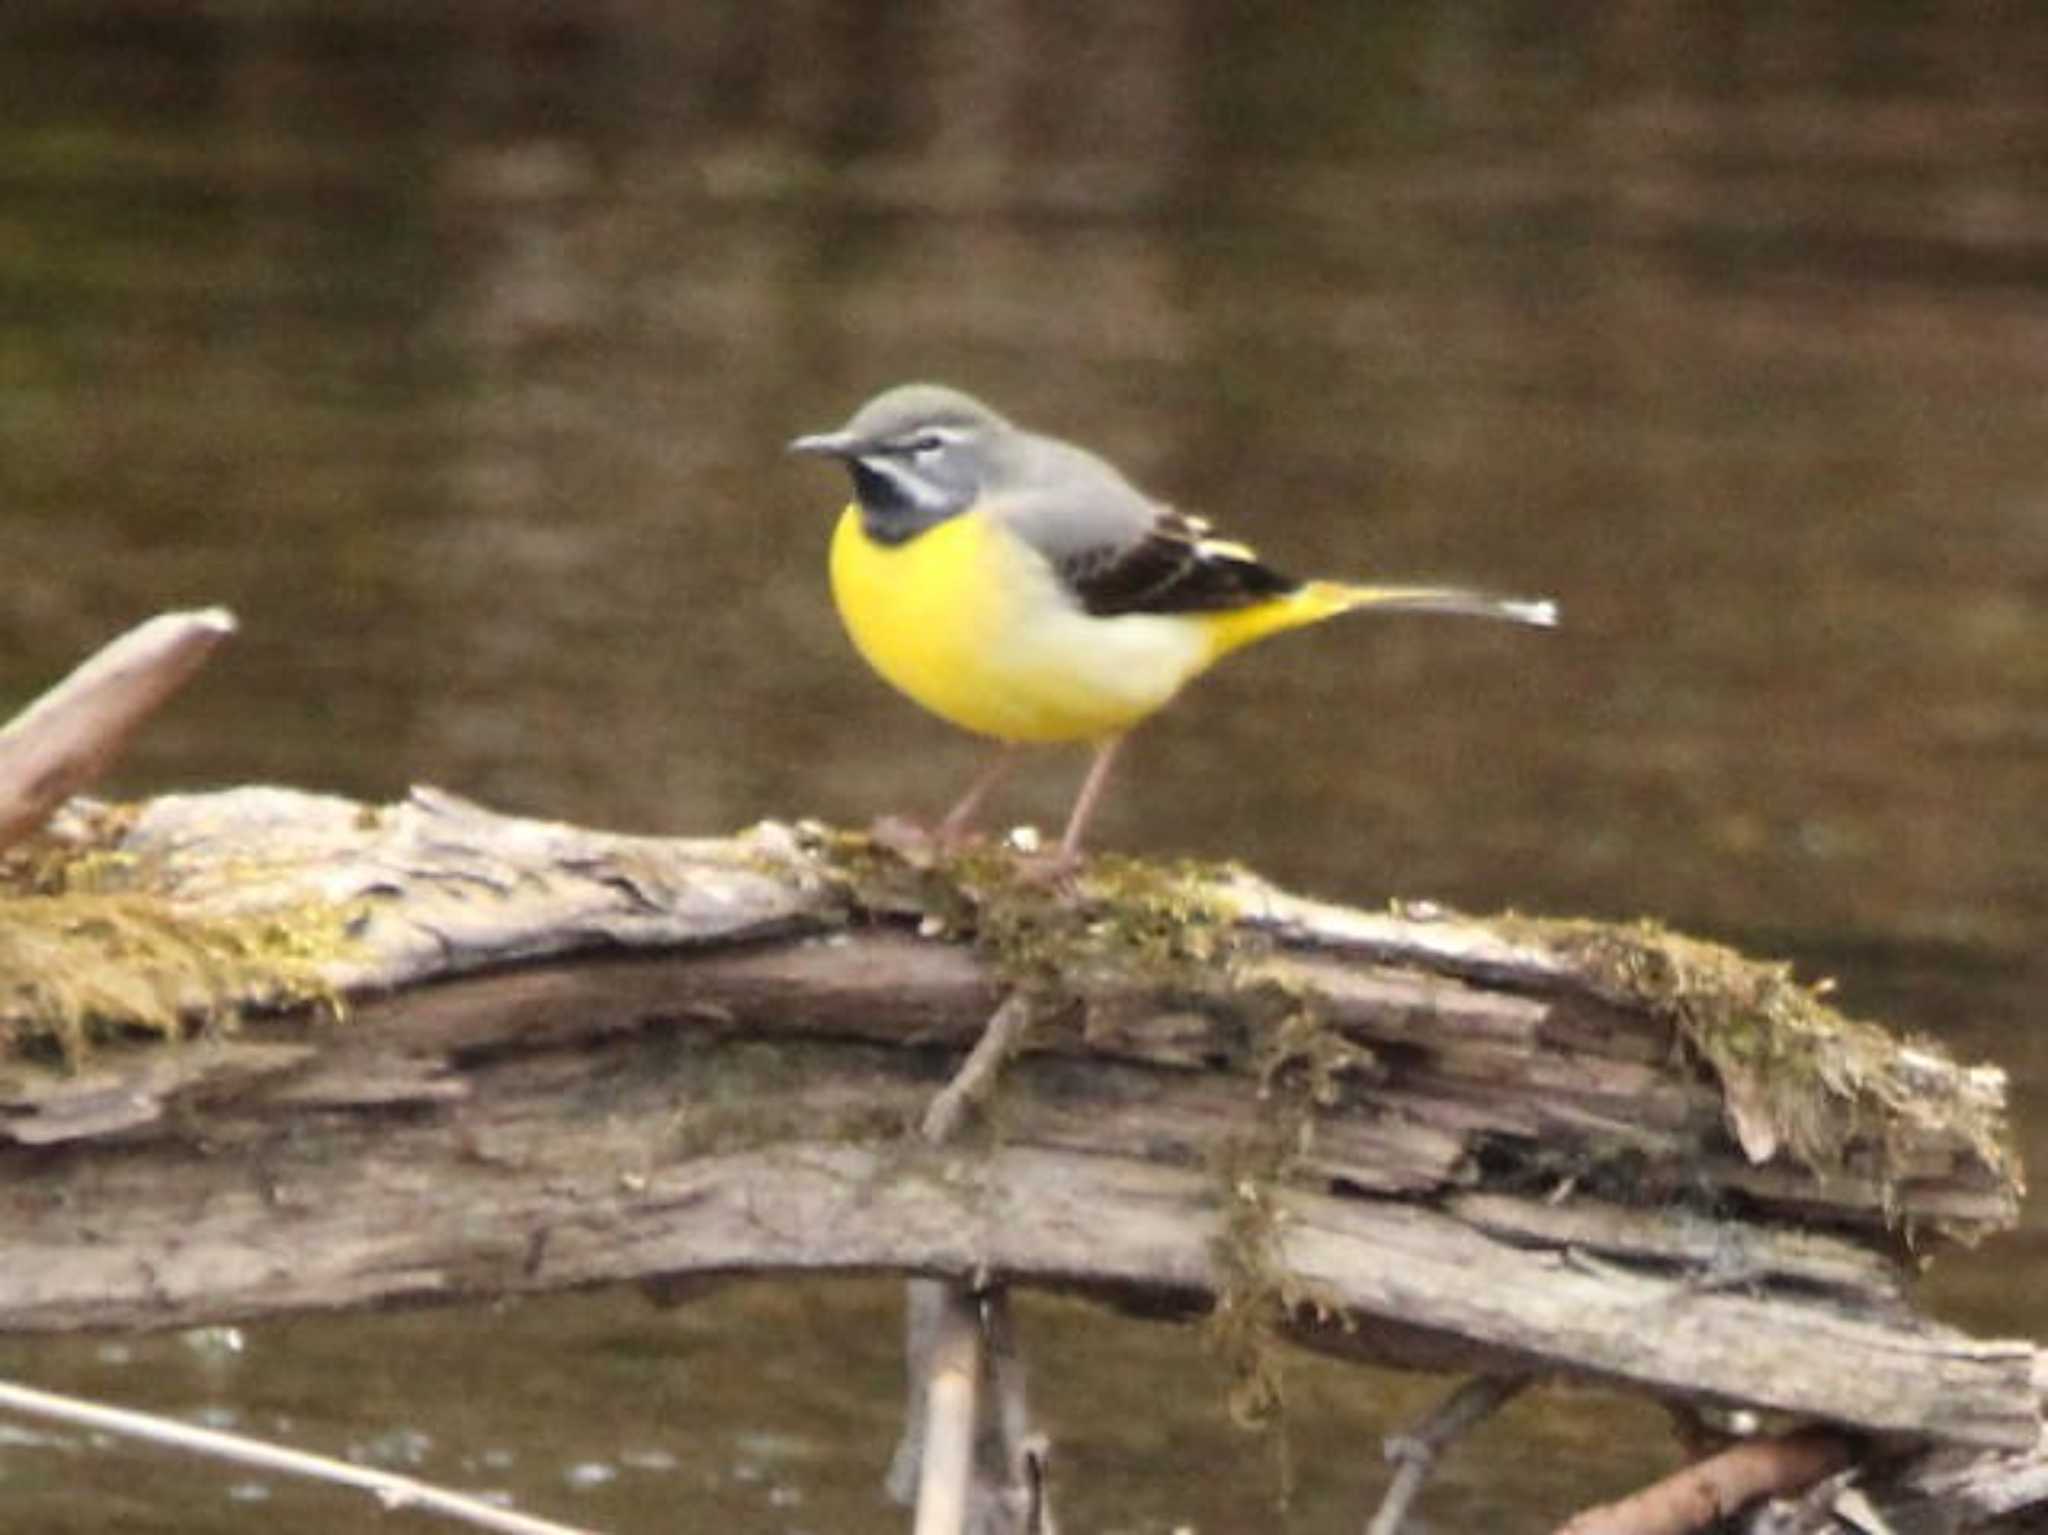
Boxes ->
[0,786,2032,1455]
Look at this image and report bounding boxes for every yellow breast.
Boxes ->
[828,504,1221,744]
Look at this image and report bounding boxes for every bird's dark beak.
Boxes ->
[787,430,861,458]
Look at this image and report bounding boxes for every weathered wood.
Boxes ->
[1559,1427,1858,1535]
[1842,1439,2048,1531]
[911,1283,983,1535]
[0,609,235,853]
[0,787,2035,1468]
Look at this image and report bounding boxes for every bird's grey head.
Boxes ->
[788,383,1010,545]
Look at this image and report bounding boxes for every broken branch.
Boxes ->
[0,608,235,852]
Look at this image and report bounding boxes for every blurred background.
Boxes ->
[1,2,2044,1530]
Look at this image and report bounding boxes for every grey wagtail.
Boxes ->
[790,383,1556,862]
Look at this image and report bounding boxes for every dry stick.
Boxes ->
[1364,1373,1533,1535]
[921,991,1037,1143]
[888,1283,949,1505]
[1554,1426,1859,1535]
[0,1378,596,1535]
[913,1286,987,1535]
[898,991,1044,1535]
[985,1291,1057,1535]
[0,607,237,852]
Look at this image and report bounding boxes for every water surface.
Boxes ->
[1,4,2044,1530]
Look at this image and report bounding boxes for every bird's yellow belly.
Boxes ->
[828,505,1214,744]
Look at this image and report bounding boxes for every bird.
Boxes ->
[790,383,1556,864]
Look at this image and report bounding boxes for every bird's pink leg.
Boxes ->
[1056,736,1126,863]
[937,746,1022,848]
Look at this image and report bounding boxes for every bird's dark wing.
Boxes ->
[1055,508,1302,617]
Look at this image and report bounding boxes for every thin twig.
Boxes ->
[1365,1373,1532,1535]
[888,1280,948,1505]
[898,989,1057,1534]
[921,991,1037,1142]
[986,1290,1057,1535]
[0,607,236,852]
[1555,1426,1859,1535]
[0,1377,594,1535]
[913,1285,985,1535]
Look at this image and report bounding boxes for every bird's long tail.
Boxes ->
[1309,581,1558,628]
[1204,580,1556,659]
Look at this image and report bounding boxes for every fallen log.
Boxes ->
[0,785,2037,1518]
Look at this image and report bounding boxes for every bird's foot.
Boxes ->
[1002,843,1086,889]
[867,815,1087,886]
[866,813,998,868]
[866,814,945,867]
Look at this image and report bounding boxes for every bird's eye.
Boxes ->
[905,433,945,456]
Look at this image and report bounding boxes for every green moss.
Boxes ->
[0,803,142,897]
[1200,1121,1360,1507]
[1251,996,1374,1113]
[959,851,1246,997]
[1203,1135,1292,1416]
[0,816,354,1065]
[804,831,1368,1470]
[799,827,1260,1002]
[1514,915,2016,1198]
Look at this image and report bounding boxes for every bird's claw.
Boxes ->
[866,813,1000,868]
